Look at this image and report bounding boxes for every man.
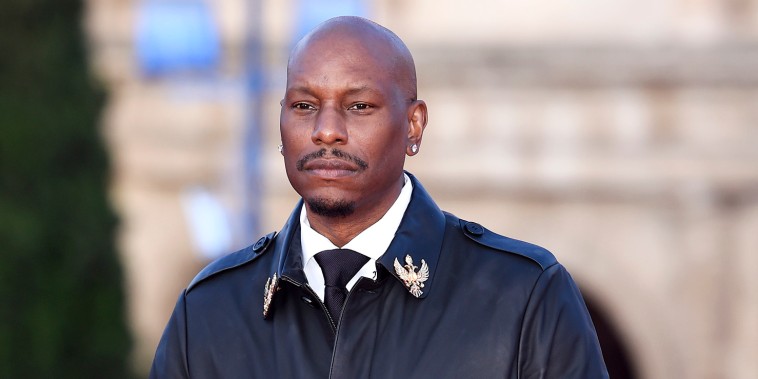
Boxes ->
[150,16,609,378]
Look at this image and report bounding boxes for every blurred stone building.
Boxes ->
[86,0,758,377]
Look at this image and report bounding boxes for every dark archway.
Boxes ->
[586,299,638,379]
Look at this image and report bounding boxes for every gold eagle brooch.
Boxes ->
[263,273,278,318]
[394,254,429,298]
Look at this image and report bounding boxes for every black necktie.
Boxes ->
[314,248,369,322]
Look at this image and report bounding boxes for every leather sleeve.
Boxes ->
[518,264,609,378]
[149,291,190,379]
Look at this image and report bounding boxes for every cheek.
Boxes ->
[280,121,309,150]
[280,110,309,137]
[279,128,301,169]
[362,132,407,168]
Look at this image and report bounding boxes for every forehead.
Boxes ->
[286,32,399,93]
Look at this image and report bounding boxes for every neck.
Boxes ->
[306,176,405,247]
[306,218,364,248]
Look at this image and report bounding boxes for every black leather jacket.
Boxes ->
[151,174,609,378]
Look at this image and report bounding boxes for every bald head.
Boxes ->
[287,16,418,100]
[279,16,428,231]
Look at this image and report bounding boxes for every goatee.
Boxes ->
[306,197,356,218]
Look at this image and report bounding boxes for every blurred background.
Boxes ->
[2,0,757,378]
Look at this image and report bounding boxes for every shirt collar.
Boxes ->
[300,174,413,299]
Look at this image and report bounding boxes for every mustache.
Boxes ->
[296,148,369,171]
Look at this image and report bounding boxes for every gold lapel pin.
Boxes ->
[394,254,429,298]
[263,273,278,318]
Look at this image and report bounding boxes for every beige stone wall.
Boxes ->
[87,0,758,377]
[370,4,758,378]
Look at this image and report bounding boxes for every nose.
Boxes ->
[312,105,347,145]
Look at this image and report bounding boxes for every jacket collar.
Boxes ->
[263,173,446,317]
[376,173,445,299]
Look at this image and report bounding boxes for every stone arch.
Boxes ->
[585,296,638,379]
[573,270,691,379]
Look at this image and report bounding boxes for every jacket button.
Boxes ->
[465,222,484,236]
[252,236,268,253]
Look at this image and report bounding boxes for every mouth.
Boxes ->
[297,148,368,179]
[303,159,360,178]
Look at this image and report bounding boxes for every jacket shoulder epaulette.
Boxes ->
[451,215,557,270]
[187,231,277,292]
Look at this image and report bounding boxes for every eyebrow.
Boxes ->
[344,85,380,96]
[285,84,384,98]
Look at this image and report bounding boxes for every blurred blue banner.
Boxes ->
[136,0,220,76]
[293,0,368,42]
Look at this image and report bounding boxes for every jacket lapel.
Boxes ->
[377,173,446,299]
[269,199,307,285]
[263,200,305,319]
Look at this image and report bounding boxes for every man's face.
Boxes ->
[280,34,412,218]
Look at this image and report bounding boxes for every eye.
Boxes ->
[348,103,372,111]
[292,102,316,110]
[292,101,316,113]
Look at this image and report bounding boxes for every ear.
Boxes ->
[406,100,428,156]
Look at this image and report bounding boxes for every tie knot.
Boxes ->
[315,249,369,288]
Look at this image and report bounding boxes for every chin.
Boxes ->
[305,197,356,218]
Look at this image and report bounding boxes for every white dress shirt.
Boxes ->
[300,174,413,301]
